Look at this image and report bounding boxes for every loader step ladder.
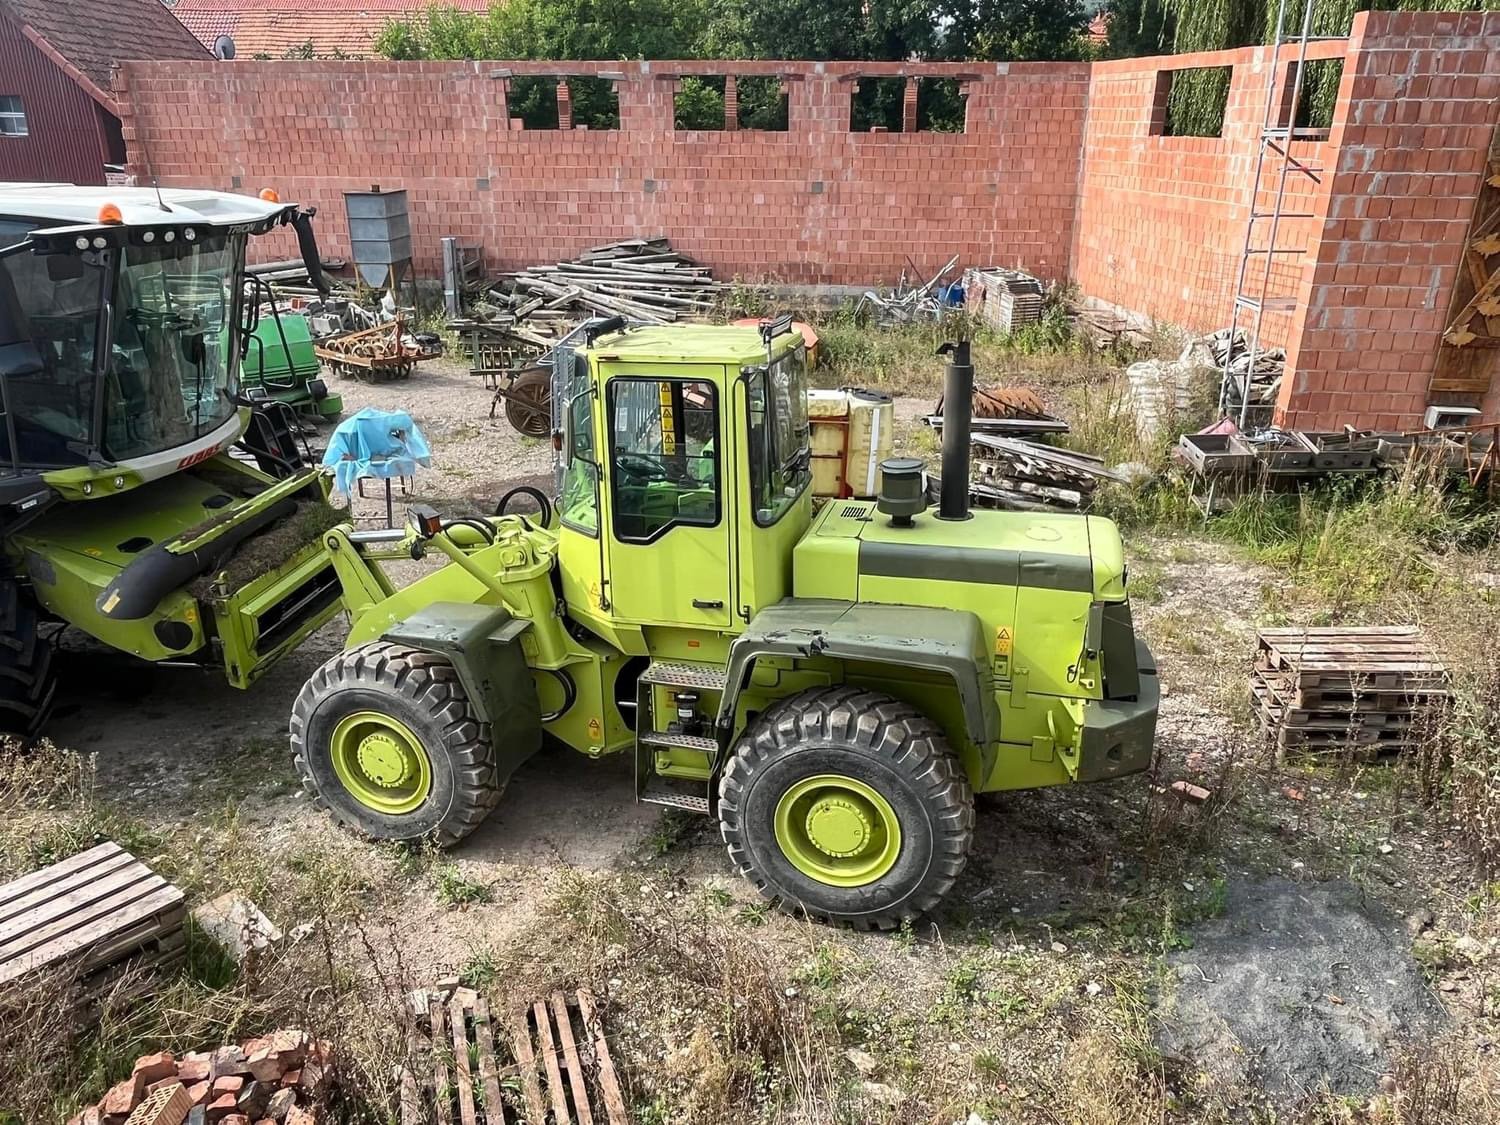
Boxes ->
[634,660,725,813]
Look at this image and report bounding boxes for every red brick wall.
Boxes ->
[1280,9,1500,430]
[112,11,1500,429]
[1071,41,1343,351]
[113,59,1090,285]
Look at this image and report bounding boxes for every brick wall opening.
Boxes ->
[506,75,620,130]
[675,76,727,130]
[1151,65,1233,138]
[736,76,788,131]
[851,76,906,133]
[1279,58,1342,134]
[917,77,966,133]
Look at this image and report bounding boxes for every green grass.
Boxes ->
[643,808,694,856]
[434,863,493,907]
[810,302,1141,400]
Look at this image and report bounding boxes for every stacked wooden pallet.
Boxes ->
[0,841,185,1001]
[968,433,1126,511]
[402,983,628,1124]
[1250,627,1449,756]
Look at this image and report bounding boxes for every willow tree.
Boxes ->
[1113,0,1499,133]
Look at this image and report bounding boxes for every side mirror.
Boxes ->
[180,331,206,366]
[45,254,85,282]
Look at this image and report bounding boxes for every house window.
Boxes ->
[0,97,27,137]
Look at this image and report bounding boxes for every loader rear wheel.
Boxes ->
[0,580,56,738]
[718,687,974,930]
[290,643,501,846]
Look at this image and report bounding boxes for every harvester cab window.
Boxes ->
[560,359,599,535]
[607,377,719,543]
[106,238,239,461]
[747,345,811,525]
[0,234,103,467]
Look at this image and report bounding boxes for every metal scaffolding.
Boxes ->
[1219,0,1343,428]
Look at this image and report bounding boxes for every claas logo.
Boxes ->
[176,442,224,470]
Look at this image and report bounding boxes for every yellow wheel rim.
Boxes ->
[329,710,432,815]
[773,774,902,887]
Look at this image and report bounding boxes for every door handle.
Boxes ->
[692,599,724,610]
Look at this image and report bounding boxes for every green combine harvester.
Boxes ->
[291,319,1161,928]
[0,184,345,732]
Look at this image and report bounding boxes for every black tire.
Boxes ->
[290,642,501,846]
[0,580,56,738]
[718,687,974,930]
[504,367,552,438]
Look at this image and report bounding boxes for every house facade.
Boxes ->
[0,0,207,186]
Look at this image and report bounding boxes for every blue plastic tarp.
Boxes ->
[322,407,432,494]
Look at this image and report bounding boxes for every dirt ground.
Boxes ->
[31,353,1500,1122]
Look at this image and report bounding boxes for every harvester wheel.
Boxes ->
[0,579,56,738]
[718,686,974,930]
[290,643,501,846]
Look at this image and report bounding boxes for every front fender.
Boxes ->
[723,599,1000,769]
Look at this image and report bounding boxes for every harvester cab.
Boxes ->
[294,316,1160,930]
[0,185,346,732]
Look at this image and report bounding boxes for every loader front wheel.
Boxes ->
[290,643,500,846]
[718,687,974,930]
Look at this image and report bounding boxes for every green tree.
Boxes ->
[938,0,1090,61]
[1101,0,1175,58]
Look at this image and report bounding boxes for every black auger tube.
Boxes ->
[290,208,330,298]
[95,496,299,620]
[936,339,973,521]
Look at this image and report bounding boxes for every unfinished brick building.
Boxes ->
[114,9,1499,429]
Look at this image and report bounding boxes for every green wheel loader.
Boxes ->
[294,317,1160,929]
[0,185,348,733]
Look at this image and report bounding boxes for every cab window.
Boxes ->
[0,238,104,468]
[748,345,810,526]
[559,358,599,535]
[608,377,719,543]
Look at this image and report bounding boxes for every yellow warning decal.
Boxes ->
[994,626,1013,656]
[587,717,603,743]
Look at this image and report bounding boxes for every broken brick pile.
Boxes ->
[66,1029,330,1125]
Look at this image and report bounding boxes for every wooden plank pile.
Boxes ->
[64,1029,331,1125]
[968,433,1126,511]
[1,841,185,1004]
[1250,626,1450,757]
[402,982,628,1124]
[491,237,721,327]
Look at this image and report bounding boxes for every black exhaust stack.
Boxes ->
[936,339,973,521]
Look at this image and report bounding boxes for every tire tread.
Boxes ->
[718,686,974,931]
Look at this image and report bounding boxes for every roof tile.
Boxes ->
[0,0,209,94]
[171,0,489,59]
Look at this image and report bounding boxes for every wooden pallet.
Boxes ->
[1249,675,1445,731]
[403,986,628,1125]
[1253,668,1448,713]
[1255,626,1449,692]
[0,842,185,992]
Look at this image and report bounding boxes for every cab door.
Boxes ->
[602,366,732,628]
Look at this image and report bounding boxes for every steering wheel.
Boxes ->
[495,485,553,527]
[616,453,671,482]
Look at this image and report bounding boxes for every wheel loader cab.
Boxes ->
[557,324,813,636]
